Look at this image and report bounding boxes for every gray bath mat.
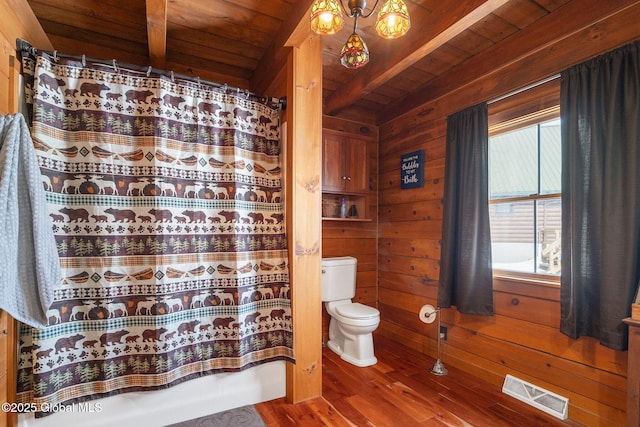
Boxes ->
[165,405,266,427]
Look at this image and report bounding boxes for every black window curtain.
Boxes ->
[438,103,494,315]
[560,39,640,351]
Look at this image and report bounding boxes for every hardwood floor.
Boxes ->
[255,334,582,426]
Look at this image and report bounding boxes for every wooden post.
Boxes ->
[284,32,323,402]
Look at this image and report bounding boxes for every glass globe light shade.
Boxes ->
[375,0,411,39]
[310,0,344,35]
[340,32,370,69]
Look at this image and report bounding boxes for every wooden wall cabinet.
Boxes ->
[322,130,371,221]
[322,130,369,194]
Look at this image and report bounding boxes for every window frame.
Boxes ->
[488,92,561,285]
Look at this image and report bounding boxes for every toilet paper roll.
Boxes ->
[419,304,437,324]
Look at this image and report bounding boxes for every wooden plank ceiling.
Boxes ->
[25,0,572,124]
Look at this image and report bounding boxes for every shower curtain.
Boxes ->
[17,51,293,413]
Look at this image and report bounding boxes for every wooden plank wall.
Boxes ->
[376,3,640,426]
[321,115,378,344]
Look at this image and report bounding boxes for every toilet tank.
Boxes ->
[321,256,357,302]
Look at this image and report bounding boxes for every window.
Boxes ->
[488,109,561,277]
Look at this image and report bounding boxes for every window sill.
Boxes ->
[493,270,559,286]
[493,271,560,301]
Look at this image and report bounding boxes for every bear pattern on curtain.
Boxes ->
[17,51,293,412]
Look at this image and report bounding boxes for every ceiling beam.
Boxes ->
[323,0,510,115]
[251,0,315,95]
[145,0,167,69]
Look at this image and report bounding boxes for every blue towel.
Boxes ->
[0,113,60,328]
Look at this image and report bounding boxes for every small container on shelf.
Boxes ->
[322,197,340,218]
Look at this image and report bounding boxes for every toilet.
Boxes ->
[321,256,380,367]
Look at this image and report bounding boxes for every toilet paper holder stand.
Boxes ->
[421,304,448,376]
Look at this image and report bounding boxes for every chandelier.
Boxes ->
[310,0,411,69]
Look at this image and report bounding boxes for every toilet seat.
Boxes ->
[336,303,379,320]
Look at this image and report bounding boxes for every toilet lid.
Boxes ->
[336,303,379,319]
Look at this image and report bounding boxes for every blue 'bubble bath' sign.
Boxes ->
[400,149,424,189]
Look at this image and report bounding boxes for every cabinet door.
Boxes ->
[322,133,346,192]
[344,137,369,193]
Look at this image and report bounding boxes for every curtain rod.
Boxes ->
[487,74,560,105]
[15,38,286,110]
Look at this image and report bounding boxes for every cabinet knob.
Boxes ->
[346,176,351,181]
[0,329,7,335]
[342,176,347,180]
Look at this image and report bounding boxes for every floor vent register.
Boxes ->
[502,374,569,420]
